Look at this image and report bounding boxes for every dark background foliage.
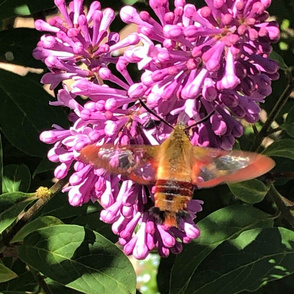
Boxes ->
[1,0,294,293]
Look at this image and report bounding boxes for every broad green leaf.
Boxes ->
[11,216,64,243]
[18,224,136,294]
[0,29,44,68]
[183,227,294,294]
[72,213,117,243]
[0,258,37,293]
[2,164,31,193]
[26,0,58,14]
[0,198,35,234]
[0,192,36,234]
[0,262,18,283]
[285,106,294,124]
[123,0,140,5]
[170,205,274,294]
[281,123,294,138]
[228,179,270,204]
[157,255,176,294]
[263,139,294,159]
[36,192,101,220]
[33,158,56,178]
[261,272,294,293]
[0,0,56,20]
[0,69,68,157]
[0,191,35,214]
[45,278,84,294]
[280,105,294,138]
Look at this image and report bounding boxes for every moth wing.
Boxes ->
[79,144,160,184]
[191,147,275,188]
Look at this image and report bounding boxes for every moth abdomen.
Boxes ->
[154,179,193,227]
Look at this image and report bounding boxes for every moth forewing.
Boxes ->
[79,143,160,184]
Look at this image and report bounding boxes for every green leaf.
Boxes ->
[0,192,36,234]
[170,205,274,294]
[45,278,84,294]
[0,191,35,214]
[33,158,56,178]
[182,227,294,294]
[18,224,136,294]
[11,216,64,243]
[26,0,59,14]
[0,0,56,20]
[0,69,68,157]
[0,258,37,293]
[228,179,270,204]
[270,51,288,71]
[0,262,18,283]
[263,139,294,159]
[72,214,117,243]
[36,192,101,220]
[281,123,294,138]
[0,29,44,68]
[280,105,294,138]
[157,255,176,294]
[123,0,140,5]
[0,192,36,213]
[2,164,31,193]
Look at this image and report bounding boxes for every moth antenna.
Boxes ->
[139,98,174,129]
[185,110,215,130]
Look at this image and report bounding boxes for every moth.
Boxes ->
[79,122,275,227]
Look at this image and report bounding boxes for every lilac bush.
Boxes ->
[35,0,279,259]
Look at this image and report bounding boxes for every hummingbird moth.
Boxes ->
[79,122,275,227]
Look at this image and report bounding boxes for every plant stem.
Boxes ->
[266,126,282,135]
[269,183,294,229]
[30,267,54,294]
[250,73,294,152]
[0,176,69,252]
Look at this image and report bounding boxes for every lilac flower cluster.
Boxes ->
[34,0,139,89]
[121,0,279,149]
[36,0,279,259]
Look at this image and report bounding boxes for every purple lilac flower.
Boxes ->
[34,0,139,89]
[37,0,204,259]
[120,0,280,149]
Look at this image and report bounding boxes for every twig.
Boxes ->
[0,176,69,252]
[266,126,282,136]
[30,266,54,294]
[250,72,294,152]
[269,183,294,229]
